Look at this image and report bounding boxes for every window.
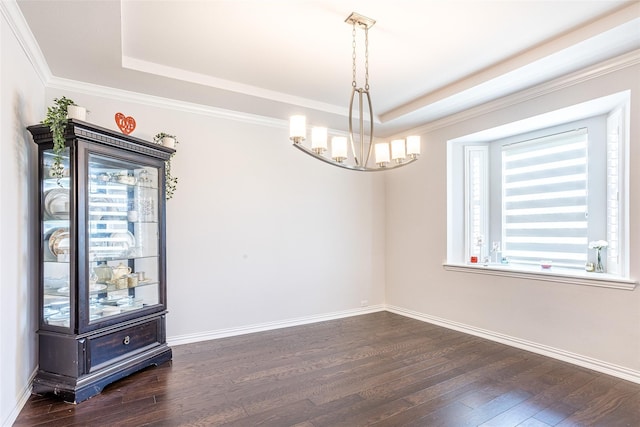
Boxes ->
[502,129,588,268]
[447,93,629,279]
[465,146,488,261]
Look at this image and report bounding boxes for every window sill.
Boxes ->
[442,262,637,290]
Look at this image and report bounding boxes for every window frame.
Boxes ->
[445,92,633,289]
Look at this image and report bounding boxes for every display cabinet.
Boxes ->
[28,120,173,403]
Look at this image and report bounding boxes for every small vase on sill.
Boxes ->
[595,248,604,273]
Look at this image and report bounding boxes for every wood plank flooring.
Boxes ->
[14,312,640,426]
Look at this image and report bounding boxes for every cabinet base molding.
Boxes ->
[32,344,172,404]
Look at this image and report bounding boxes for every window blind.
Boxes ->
[502,129,588,268]
[606,110,622,275]
[465,146,488,261]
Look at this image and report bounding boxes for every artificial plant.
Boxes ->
[41,96,76,180]
[154,132,179,200]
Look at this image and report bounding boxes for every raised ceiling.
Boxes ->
[16,0,640,137]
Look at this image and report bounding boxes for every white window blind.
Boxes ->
[606,109,622,275]
[465,146,488,261]
[501,129,588,268]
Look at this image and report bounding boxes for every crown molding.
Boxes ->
[47,76,289,130]
[122,56,352,120]
[0,0,51,85]
[383,2,640,125]
[400,49,640,138]
[48,47,639,141]
[6,0,638,139]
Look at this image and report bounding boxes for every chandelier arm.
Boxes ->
[363,89,374,167]
[348,87,360,166]
[289,12,420,172]
[359,89,365,166]
[292,142,417,172]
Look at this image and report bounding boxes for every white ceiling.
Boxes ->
[16,0,640,137]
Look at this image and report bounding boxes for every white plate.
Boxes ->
[43,307,59,317]
[58,284,107,295]
[44,188,70,219]
[109,231,135,249]
[88,197,106,217]
[90,283,108,293]
[47,313,69,327]
[43,295,68,306]
[44,276,69,289]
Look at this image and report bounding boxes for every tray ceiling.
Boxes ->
[16,0,640,137]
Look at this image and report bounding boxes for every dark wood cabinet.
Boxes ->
[28,120,173,403]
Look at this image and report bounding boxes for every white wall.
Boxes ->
[385,59,640,378]
[0,4,385,421]
[0,10,43,427]
[3,4,638,425]
[44,86,387,341]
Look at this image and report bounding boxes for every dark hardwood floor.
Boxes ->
[14,312,640,426]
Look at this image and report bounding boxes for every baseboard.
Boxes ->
[2,368,37,427]
[11,304,635,426]
[386,305,640,385]
[167,305,385,347]
[5,307,382,424]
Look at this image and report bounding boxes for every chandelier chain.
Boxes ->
[288,12,420,172]
[352,22,357,88]
[364,25,369,91]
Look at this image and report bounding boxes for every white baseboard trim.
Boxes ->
[2,368,36,427]
[386,305,640,385]
[167,305,385,347]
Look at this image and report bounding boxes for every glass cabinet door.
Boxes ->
[42,148,72,328]
[86,153,160,322]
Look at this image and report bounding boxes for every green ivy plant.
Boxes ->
[153,132,178,145]
[153,132,179,200]
[164,154,178,200]
[41,96,76,181]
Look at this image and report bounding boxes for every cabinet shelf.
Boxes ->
[43,279,160,297]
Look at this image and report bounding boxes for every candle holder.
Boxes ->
[588,240,608,274]
[595,247,604,273]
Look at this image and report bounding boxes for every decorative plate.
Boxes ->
[109,231,136,250]
[44,276,69,289]
[44,188,70,219]
[58,284,107,295]
[43,307,59,317]
[48,228,70,257]
[88,197,118,218]
[90,284,108,293]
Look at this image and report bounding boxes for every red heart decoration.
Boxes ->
[115,112,136,135]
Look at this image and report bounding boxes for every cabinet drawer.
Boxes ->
[88,318,161,371]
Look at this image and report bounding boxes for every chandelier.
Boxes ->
[289,12,420,172]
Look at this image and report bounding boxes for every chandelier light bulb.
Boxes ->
[289,115,306,142]
[375,142,390,167]
[331,137,348,162]
[287,13,420,172]
[391,139,406,163]
[406,135,421,158]
[311,127,328,154]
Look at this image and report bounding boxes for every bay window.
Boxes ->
[447,92,629,282]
